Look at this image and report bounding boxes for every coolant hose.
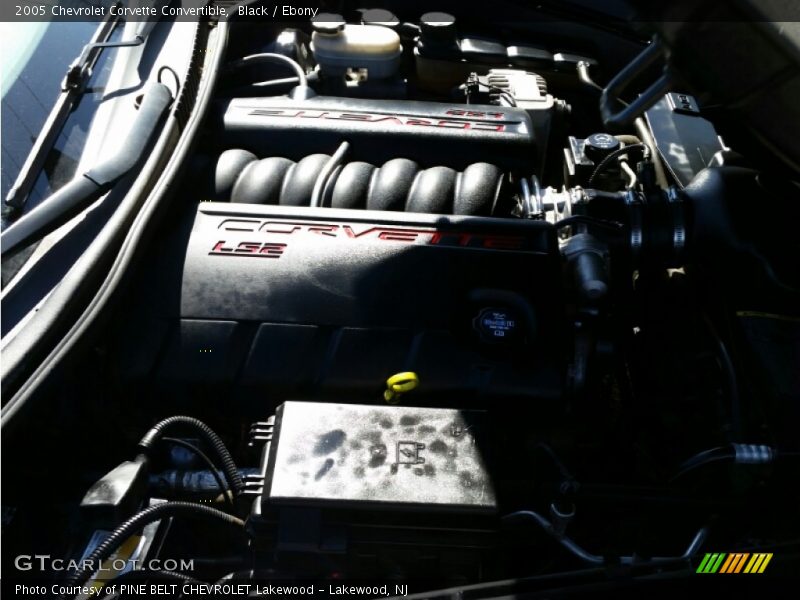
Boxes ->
[62,502,246,596]
[139,416,244,494]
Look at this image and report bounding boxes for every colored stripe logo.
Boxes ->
[696,553,773,574]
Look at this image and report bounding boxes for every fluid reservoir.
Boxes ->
[311,13,402,78]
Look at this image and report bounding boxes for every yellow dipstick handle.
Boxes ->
[384,372,419,404]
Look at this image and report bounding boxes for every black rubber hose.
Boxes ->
[62,502,246,596]
[139,417,244,494]
[162,437,235,513]
[588,143,648,187]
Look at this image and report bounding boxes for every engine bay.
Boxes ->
[3,3,800,598]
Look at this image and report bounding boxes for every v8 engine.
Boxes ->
[5,3,799,598]
[203,17,567,217]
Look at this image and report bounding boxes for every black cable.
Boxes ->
[157,65,181,99]
[702,314,742,440]
[225,52,307,87]
[99,569,201,599]
[588,143,648,186]
[671,447,734,482]
[162,437,235,513]
[61,502,247,597]
[535,443,576,483]
[503,510,604,564]
[463,80,517,106]
[496,92,518,107]
[139,416,244,494]
[671,444,799,482]
[476,80,518,106]
[503,511,708,567]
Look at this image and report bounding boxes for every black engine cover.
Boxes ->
[217,95,537,170]
[182,204,556,323]
[117,204,564,402]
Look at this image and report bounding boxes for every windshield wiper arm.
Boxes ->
[4,1,153,209]
[0,82,173,256]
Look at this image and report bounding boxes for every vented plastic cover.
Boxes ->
[264,401,496,513]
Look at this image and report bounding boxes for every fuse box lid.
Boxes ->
[264,401,496,513]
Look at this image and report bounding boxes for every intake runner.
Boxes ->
[214,149,506,215]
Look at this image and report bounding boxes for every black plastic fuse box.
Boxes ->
[261,401,496,514]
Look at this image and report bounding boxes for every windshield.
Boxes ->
[1,19,123,230]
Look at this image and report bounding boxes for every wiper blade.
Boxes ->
[4,1,151,209]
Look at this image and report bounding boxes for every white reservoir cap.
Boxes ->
[312,24,402,78]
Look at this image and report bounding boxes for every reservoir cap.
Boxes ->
[420,12,457,47]
[312,13,346,34]
[583,132,620,163]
